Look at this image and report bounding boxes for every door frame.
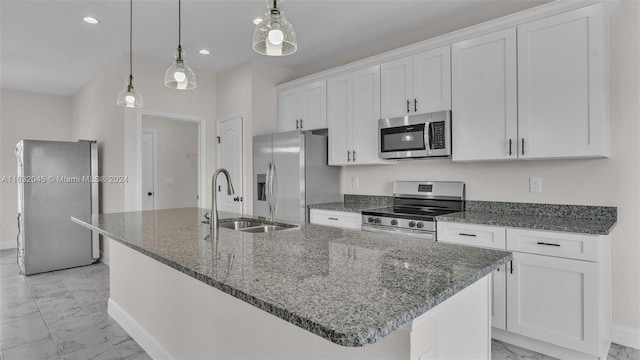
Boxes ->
[136,110,207,210]
[216,114,245,214]
[140,130,157,211]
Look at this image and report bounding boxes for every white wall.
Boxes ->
[0,89,73,249]
[141,116,198,209]
[330,0,640,345]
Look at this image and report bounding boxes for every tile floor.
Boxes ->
[1,248,638,360]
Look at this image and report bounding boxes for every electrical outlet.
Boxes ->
[352,177,359,189]
[529,177,542,193]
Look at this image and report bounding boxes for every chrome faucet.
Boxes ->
[210,168,235,231]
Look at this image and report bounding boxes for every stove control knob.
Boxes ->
[374,218,382,224]
[367,217,375,223]
[408,221,416,228]
[391,219,398,226]
[416,222,424,229]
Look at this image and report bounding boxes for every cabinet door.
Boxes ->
[327,74,351,166]
[413,45,451,114]
[492,265,507,330]
[451,28,517,161]
[380,56,412,119]
[518,4,607,159]
[299,81,327,131]
[352,65,386,165]
[507,252,599,354]
[278,89,299,132]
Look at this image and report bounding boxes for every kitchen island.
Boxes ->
[72,207,511,359]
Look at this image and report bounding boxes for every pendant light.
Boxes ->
[164,0,196,90]
[117,0,143,108]
[253,0,297,56]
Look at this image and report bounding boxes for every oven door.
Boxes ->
[379,111,451,159]
[361,224,436,240]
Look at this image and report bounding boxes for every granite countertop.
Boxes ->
[437,211,617,235]
[72,208,511,347]
[308,202,384,213]
[308,194,393,213]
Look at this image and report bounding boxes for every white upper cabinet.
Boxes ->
[278,81,327,132]
[381,45,451,119]
[517,4,608,159]
[328,66,393,166]
[452,3,609,161]
[452,28,518,161]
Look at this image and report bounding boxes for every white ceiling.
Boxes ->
[1,0,539,97]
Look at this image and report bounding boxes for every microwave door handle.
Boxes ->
[423,122,432,155]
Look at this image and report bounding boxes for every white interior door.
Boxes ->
[217,116,243,214]
[141,131,156,211]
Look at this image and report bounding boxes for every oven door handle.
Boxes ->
[361,224,435,240]
[423,122,431,155]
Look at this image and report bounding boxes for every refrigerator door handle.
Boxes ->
[266,161,273,217]
[16,213,21,263]
[271,162,278,217]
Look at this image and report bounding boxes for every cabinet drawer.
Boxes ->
[309,209,361,230]
[506,228,599,262]
[437,222,506,249]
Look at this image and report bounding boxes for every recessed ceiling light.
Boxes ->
[253,18,263,25]
[199,49,210,55]
[83,17,99,24]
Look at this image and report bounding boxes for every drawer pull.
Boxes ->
[536,242,560,247]
[459,233,477,237]
[328,217,339,221]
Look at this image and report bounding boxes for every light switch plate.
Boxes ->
[529,177,542,193]
[352,177,359,189]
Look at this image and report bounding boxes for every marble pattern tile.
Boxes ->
[0,314,50,350]
[0,336,61,360]
[609,343,640,360]
[0,299,40,325]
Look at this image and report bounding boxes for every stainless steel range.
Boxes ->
[361,181,465,240]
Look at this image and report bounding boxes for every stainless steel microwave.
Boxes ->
[379,111,451,159]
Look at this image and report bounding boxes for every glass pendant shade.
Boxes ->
[253,0,297,56]
[164,48,196,89]
[117,76,143,108]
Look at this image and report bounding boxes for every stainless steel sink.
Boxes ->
[238,224,297,233]
[203,217,297,233]
[218,220,265,230]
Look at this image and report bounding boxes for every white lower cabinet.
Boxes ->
[507,252,599,354]
[437,222,610,359]
[309,209,361,230]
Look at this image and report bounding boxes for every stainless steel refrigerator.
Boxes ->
[16,140,99,275]
[253,131,340,223]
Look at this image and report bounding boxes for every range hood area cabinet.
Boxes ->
[327,65,396,166]
[380,45,452,119]
[451,3,610,161]
[278,80,327,132]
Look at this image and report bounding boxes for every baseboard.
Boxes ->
[612,323,640,350]
[0,240,16,250]
[108,298,174,360]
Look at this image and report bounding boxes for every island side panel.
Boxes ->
[108,238,491,359]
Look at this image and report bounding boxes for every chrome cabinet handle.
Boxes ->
[271,162,278,217]
[414,99,418,112]
[407,100,410,113]
[296,120,299,129]
[459,233,477,237]
[509,139,513,156]
[522,138,525,155]
[328,217,339,221]
[300,119,303,129]
[347,150,351,162]
[353,150,356,162]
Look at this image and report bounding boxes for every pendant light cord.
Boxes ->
[129,0,133,80]
[178,0,181,47]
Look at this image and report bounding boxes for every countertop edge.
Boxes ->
[435,212,617,235]
[71,216,511,347]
